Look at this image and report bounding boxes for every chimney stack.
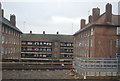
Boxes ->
[0,2,1,9]
[57,32,59,34]
[92,8,100,22]
[0,2,2,17]
[2,9,4,17]
[43,31,45,34]
[10,14,16,26]
[88,15,92,23]
[105,3,112,22]
[30,31,32,34]
[81,19,86,29]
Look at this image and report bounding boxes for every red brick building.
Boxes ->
[21,31,73,60]
[73,3,120,79]
[0,3,22,59]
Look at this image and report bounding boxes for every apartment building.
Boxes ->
[0,3,22,59]
[21,31,73,60]
[73,3,120,79]
[0,3,1,80]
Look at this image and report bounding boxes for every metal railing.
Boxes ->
[73,57,119,77]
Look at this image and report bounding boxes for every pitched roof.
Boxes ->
[22,34,74,42]
[0,17,22,33]
[74,13,120,35]
[95,13,120,25]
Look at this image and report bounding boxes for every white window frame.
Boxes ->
[91,28,94,35]
[117,27,120,35]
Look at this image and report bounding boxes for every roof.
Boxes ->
[0,17,22,33]
[95,13,120,25]
[22,34,74,42]
[74,13,120,35]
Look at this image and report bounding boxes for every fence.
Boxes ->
[73,57,120,79]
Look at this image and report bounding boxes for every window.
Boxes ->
[69,43,71,46]
[43,48,46,51]
[106,72,111,76]
[1,47,4,55]
[8,48,10,54]
[32,48,35,51]
[117,27,120,35]
[39,48,42,51]
[43,55,46,57]
[90,40,93,47]
[64,43,67,46]
[13,48,15,53]
[22,42,26,45]
[2,36,4,44]
[22,47,26,51]
[40,42,43,45]
[46,53,52,57]
[8,29,10,35]
[48,42,52,46]
[116,39,120,47]
[67,44,70,46]
[39,54,42,57]
[27,42,33,45]
[5,37,8,44]
[91,28,94,35]
[46,42,49,45]
[22,54,26,56]
[54,54,58,57]
[5,48,7,54]
[66,49,69,52]
[86,40,88,47]
[87,72,95,76]
[60,43,64,46]
[27,47,31,51]
[116,52,120,58]
[43,42,47,45]
[112,72,117,76]
[61,49,64,52]
[35,48,39,51]
[63,54,72,57]
[47,48,51,51]
[34,42,39,45]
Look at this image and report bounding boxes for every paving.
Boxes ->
[2,70,119,81]
[2,70,75,79]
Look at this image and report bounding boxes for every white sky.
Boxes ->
[1,0,119,35]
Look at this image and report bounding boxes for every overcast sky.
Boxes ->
[1,0,119,35]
